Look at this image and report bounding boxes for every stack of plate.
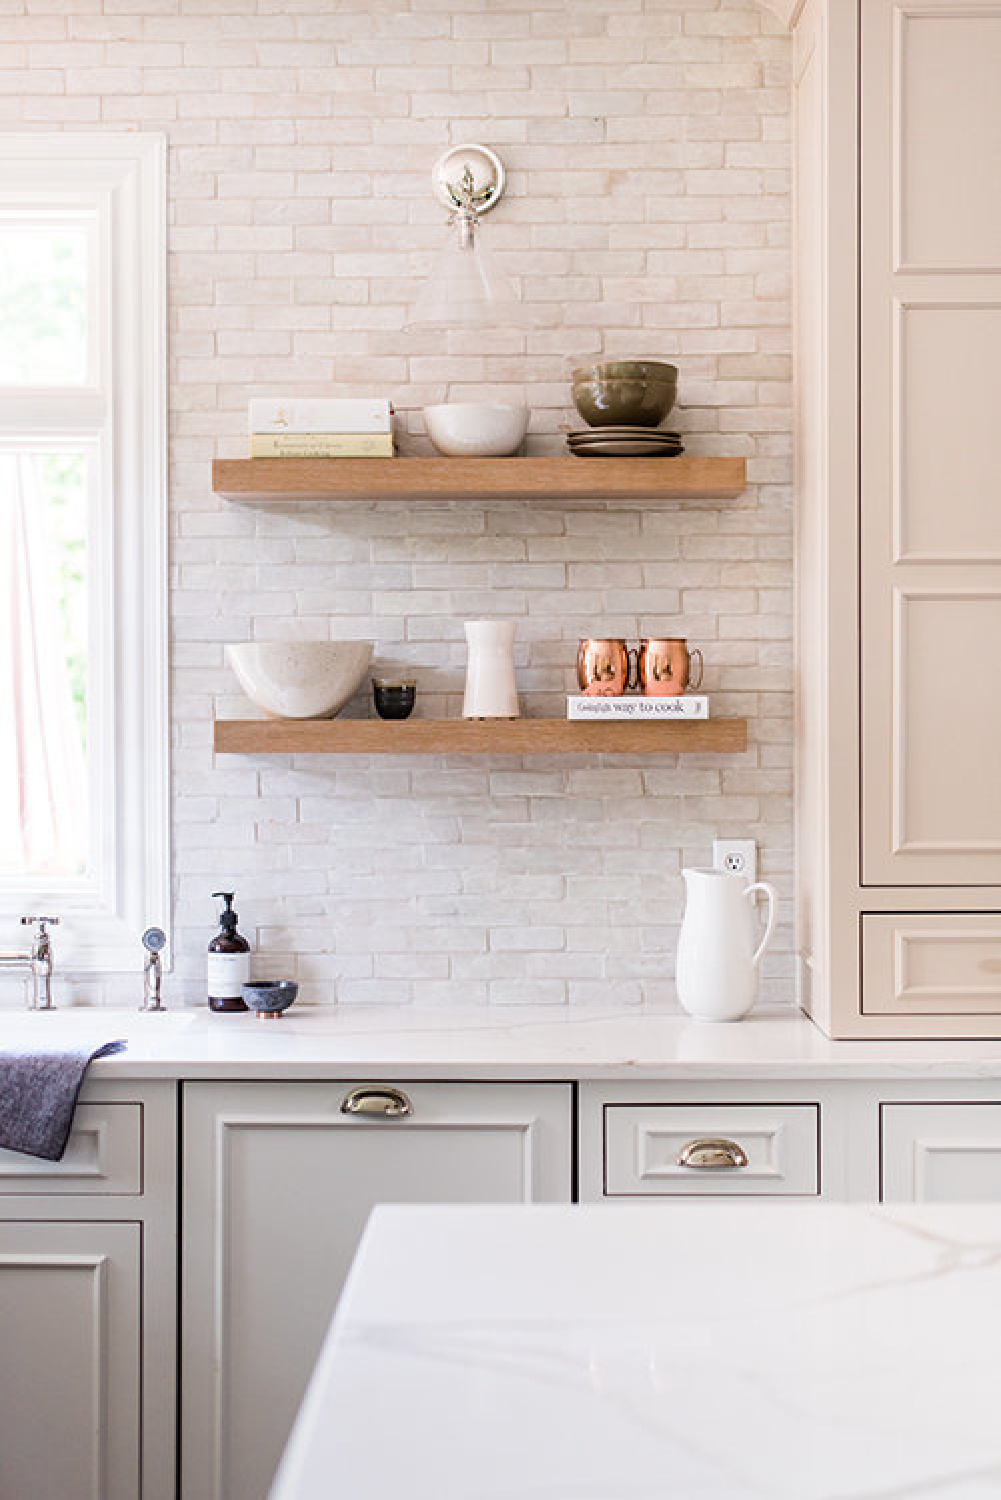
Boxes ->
[567,427,684,458]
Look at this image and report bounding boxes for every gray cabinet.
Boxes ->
[180,1080,573,1500]
[0,1080,177,1500]
[0,1220,141,1500]
[881,1103,1001,1202]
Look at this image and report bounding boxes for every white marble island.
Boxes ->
[271,1203,1001,1500]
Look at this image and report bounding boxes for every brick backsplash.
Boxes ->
[5,0,793,1010]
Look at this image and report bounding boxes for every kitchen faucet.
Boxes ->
[0,916,59,1009]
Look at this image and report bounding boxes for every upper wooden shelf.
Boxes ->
[214,717,747,757]
[212,455,746,504]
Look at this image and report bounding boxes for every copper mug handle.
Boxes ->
[688,647,704,692]
[626,646,639,692]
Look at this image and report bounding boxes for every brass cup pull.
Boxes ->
[675,1137,749,1170]
[340,1086,413,1119]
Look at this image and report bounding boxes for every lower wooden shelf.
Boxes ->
[213,718,747,756]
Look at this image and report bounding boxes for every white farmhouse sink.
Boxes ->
[0,1008,201,1045]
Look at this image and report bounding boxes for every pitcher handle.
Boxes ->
[745,881,777,967]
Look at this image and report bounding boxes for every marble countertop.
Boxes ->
[271,1201,1001,1500]
[3,1002,1001,1079]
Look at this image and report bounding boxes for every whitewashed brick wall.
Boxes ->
[5,0,793,1009]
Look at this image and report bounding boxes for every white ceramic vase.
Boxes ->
[462,620,520,719]
[675,868,777,1023]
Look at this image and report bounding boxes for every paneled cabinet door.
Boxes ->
[0,1221,141,1500]
[882,1103,1001,1201]
[860,0,1001,885]
[181,1080,573,1500]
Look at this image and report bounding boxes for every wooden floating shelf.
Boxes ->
[214,717,748,757]
[212,455,746,504]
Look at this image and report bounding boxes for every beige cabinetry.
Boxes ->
[0,1081,177,1500]
[794,0,1001,1035]
[180,1080,573,1500]
[860,0,1001,891]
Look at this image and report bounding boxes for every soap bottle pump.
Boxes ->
[208,891,250,1013]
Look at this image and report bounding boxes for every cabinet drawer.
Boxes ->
[0,1103,142,1195]
[862,913,1001,1018]
[603,1104,819,1197]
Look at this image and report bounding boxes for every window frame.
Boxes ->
[0,134,168,972]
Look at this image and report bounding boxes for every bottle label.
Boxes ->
[208,952,250,999]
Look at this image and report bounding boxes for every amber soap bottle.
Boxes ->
[207,891,250,1012]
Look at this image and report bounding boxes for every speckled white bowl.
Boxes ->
[424,402,529,458]
[226,641,373,719]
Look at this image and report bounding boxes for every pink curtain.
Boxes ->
[0,453,88,875]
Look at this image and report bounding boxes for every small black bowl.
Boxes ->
[372,679,416,720]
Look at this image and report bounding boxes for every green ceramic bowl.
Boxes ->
[572,360,678,385]
[571,376,678,429]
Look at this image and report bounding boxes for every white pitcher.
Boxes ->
[463,620,520,719]
[675,868,777,1022]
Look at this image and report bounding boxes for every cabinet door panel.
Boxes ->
[0,1221,141,1500]
[895,306,1001,561]
[861,0,1001,887]
[181,1081,572,1500]
[882,1103,1001,1201]
[892,591,1001,859]
[896,7,1001,272]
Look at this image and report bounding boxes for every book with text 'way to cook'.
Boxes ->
[567,695,709,720]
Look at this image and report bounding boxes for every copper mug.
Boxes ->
[577,638,631,697]
[638,638,703,697]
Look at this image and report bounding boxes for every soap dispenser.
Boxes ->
[208,891,250,1013]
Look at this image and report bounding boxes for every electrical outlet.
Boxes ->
[712,838,757,883]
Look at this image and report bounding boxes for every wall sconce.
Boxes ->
[405,143,520,332]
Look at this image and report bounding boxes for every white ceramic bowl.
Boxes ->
[424,402,529,458]
[226,642,373,720]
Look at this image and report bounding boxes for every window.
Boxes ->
[0,135,167,970]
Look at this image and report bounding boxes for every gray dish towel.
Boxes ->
[0,1041,127,1161]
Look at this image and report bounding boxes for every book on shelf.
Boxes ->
[249,398,393,435]
[567,694,709,720]
[250,432,395,459]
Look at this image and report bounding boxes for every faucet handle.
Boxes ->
[21,916,59,933]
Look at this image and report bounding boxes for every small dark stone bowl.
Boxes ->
[242,980,298,1019]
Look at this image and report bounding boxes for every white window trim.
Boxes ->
[0,134,168,972]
